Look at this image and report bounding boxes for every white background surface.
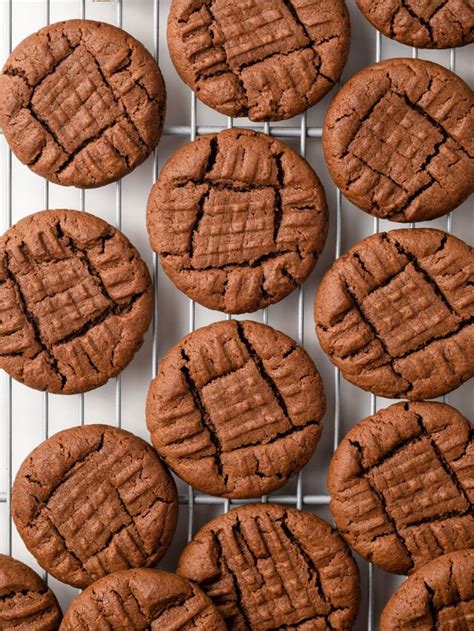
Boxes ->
[1,1,473,628]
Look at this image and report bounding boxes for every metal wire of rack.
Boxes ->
[1,2,470,629]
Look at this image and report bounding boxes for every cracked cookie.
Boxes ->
[167,0,350,121]
[356,0,474,49]
[0,209,153,394]
[0,554,62,630]
[380,550,474,630]
[323,58,474,222]
[12,424,178,589]
[314,228,474,400]
[60,568,226,630]
[147,128,328,313]
[146,320,326,498]
[328,402,474,575]
[0,19,166,188]
[177,504,360,630]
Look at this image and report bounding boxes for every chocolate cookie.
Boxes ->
[315,229,474,400]
[323,58,474,222]
[328,402,473,575]
[356,0,474,49]
[146,320,326,498]
[60,568,226,630]
[380,550,474,630]
[0,19,166,188]
[0,209,152,394]
[147,129,328,313]
[177,504,360,630]
[0,554,62,630]
[12,424,178,589]
[167,0,350,121]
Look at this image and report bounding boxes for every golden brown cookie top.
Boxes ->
[0,19,166,188]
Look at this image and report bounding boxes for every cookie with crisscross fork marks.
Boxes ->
[146,320,326,498]
[0,20,166,188]
[323,58,474,222]
[60,569,226,631]
[315,228,474,399]
[380,550,474,630]
[167,0,350,121]
[328,402,473,575]
[12,425,178,589]
[177,504,360,630]
[0,554,62,630]
[147,128,328,314]
[0,209,152,394]
[356,0,474,49]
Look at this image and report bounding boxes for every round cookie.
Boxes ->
[328,402,473,575]
[12,424,178,589]
[177,504,360,630]
[0,554,62,630]
[0,209,152,394]
[356,0,474,49]
[147,128,328,314]
[380,550,474,630]
[314,228,474,400]
[146,320,326,498]
[323,58,474,222]
[60,568,226,630]
[0,19,166,188]
[167,0,350,121]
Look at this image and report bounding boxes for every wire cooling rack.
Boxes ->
[1,1,473,629]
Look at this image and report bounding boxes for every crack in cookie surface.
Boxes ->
[168,0,350,121]
[356,0,474,49]
[328,402,473,575]
[146,320,325,499]
[0,554,62,631]
[177,504,360,631]
[0,209,152,394]
[380,551,474,630]
[59,568,226,630]
[147,128,328,314]
[12,425,178,589]
[0,19,166,187]
[315,228,474,400]
[323,58,474,222]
